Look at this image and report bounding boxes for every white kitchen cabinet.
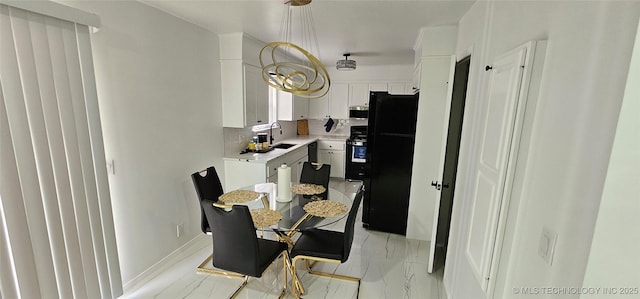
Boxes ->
[221,62,269,128]
[317,140,346,178]
[413,62,422,92]
[308,92,329,119]
[348,83,370,107]
[225,146,308,190]
[388,82,415,95]
[369,83,389,92]
[309,82,349,119]
[292,155,308,182]
[330,83,349,119]
[277,89,309,121]
[268,154,308,183]
[349,82,389,106]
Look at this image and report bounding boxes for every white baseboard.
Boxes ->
[122,234,209,293]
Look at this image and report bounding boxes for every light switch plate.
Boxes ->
[538,227,557,265]
[106,159,115,175]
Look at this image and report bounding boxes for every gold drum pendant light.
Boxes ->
[259,0,330,98]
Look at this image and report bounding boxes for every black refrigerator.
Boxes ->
[362,91,419,235]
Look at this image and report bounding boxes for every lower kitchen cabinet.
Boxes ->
[317,140,346,178]
[224,146,308,191]
[268,154,308,183]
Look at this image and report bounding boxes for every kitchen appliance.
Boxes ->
[345,125,368,180]
[349,106,368,119]
[362,91,419,235]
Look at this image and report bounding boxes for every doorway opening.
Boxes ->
[432,55,471,270]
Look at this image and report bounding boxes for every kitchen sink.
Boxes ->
[272,143,296,149]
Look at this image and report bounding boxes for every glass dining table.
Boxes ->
[214,182,352,295]
[220,182,352,240]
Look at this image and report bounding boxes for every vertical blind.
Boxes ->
[0,3,121,298]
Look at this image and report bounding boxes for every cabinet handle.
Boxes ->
[257,120,263,123]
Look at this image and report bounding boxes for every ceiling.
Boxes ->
[141,0,475,67]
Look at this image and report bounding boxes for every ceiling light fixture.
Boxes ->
[336,53,356,71]
[259,0,330,99]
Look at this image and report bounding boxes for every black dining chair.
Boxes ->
[191,166,226,274]
[299,162,331,199]
[201,201,290,299]
[289,185,364,298]
[191,166,224,233]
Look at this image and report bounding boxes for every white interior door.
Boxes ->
[427,59,456,273]
[465,46,527,291]
[407,56,455,245]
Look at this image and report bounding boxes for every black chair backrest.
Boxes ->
[299,162,331,199]
[191,166,224,233]
[342,185,364,262]
[200,202,261,276]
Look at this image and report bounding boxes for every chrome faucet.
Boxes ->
[269,121,282,145]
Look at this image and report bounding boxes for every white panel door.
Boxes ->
[406,56,455,245]
[465,46,527,291]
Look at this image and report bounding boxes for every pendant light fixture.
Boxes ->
[336,53,356,71]
[259,0,330,98]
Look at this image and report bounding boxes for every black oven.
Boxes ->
[345,126,368,180]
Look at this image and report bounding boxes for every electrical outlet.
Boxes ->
[176,223,184,238]
[238,135,245,143]
[538,227,557,265]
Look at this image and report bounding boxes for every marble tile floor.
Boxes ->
[120,179,445,299]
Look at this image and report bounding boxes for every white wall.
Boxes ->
[581,18,640,298]
[445,1,640,298]
[57,0,223,286]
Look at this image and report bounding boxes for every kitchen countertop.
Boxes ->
[223,135,348,164]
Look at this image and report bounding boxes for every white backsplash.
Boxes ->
[223,121,298,155]
[223,118,368,156]
[307,118,367,137]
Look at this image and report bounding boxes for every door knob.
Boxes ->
[431,180,447,191]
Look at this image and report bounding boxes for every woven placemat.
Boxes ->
[249,208,283,228]
[303,200,348,218]
[219,190,260,203]
[291,183,326,195]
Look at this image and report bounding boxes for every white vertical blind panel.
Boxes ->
[0,191,19,299]
[0,82,40,299]
[1,4,121,298]
[60,19,101,298]
[13,9,75,298]
[1,6,59,297]
[76,24,122,297]
[45,16,90,299]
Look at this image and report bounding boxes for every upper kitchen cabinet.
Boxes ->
[412,63,422,92]
[220,33,269,128]
[277,89,309,121]
[388,82,416,95]
[330,83,349,119]
[349,83,388,107]
[309,82,349,119]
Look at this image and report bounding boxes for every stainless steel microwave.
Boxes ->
[349,106,368,119]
